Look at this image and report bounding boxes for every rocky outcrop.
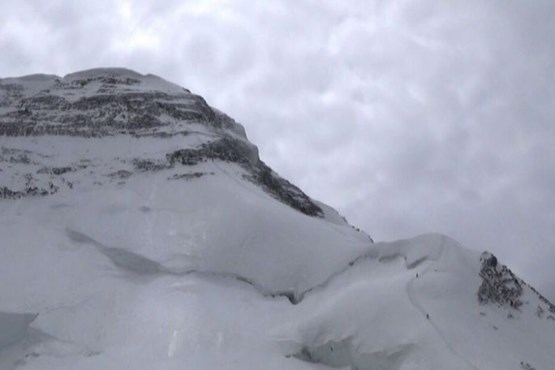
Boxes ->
[0,68,323,217]
[249,161,323,217]
[477,252,524,308]
[477,251,555,319]
[0,69,242,138]
[167,137,322,216]
[167,137,259,167]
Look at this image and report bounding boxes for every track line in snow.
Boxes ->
[405,235,480,370]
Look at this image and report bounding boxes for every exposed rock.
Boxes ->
[0,68,323,217]
[166,137,258,167]
[167,138,322,216]
[520,361,536,370]
[477,252,523,308]
[168,172,213,181]
[37,166,74,175]
[248,162,323,217]
[0,186,52,199]
[108,170,133,179]
[0,79,221,137]
[477,251,555,317]
[132,159,168,172]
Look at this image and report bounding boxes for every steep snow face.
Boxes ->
[1,68,554,370]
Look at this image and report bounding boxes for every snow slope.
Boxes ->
[1,68,554,369]
[284,235,555,369]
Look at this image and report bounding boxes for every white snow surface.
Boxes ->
[1,68,554,369]
[2,196,554,370]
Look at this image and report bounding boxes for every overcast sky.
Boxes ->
[1,0,554,299]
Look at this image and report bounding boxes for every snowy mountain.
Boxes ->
[0,68,553,370]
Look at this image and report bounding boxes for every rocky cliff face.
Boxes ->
[478,251,555,320]
[478,252,525,308]
[0,69,217,137]
[0,68,322,216]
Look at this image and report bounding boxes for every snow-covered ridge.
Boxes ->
[283,236,555,370]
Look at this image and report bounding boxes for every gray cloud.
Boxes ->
[1,0,554,299]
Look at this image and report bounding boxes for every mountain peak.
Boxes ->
[0,68,330,218]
